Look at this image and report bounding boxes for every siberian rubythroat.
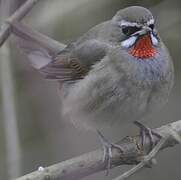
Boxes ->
[39,6,174,130]
[17,5,174,168]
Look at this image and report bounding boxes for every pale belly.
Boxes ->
[61,68,171,131]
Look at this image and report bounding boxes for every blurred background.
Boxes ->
[0,0,181,179]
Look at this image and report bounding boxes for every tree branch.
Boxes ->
[0,0,41,46]
[14,120,181,180]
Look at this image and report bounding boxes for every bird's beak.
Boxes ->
[140,26,152,35]
[132,26,152,37]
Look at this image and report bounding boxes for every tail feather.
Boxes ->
[11,21,66,69]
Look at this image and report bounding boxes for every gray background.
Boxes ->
[0,0,181,179]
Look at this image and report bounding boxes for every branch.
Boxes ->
[0,0,41,46]
[14,120,181,180]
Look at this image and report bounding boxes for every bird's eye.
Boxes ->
[149,24,154,30]
[122,26,141,36]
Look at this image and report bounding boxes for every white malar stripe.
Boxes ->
[119,20,141,27]
[151,33,158,46]
[121,36,138,48]
[147,19,155,26]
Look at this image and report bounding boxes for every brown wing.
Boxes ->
[40,54,89,82]
[40,39,109,83]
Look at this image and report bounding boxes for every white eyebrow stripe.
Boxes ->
[119,19,155,27]
[147,19,155,25]
[119,20,141,27]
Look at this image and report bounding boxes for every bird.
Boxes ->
[16,6,174,173]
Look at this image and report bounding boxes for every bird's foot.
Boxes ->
[133,121,162,167]
[97,130,124,175]
[134,121,162,150]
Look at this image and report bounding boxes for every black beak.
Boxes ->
[131,26,152,37]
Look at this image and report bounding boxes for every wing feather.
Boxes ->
[41,39,109,83]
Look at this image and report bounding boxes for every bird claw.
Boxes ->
[134,121,162,151]
[97,130,124,175]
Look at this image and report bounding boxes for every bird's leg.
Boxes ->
[97,130,124,175]
[133,121,162,167]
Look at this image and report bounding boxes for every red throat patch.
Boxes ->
[129,34,156,59]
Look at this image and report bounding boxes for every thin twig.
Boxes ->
[0,0,41,46]
[14,120,181,180]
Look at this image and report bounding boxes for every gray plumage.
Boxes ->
[17,6,174,131]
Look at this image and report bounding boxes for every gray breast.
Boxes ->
[61,45,174,130]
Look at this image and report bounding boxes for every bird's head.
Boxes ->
[112,6,159,59]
